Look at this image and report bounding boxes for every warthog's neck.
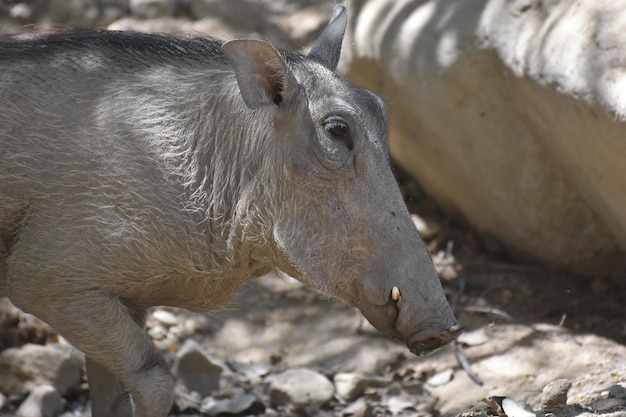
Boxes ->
[109,65,285,281]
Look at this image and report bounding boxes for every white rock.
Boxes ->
[267,368,335,407]
[152,309,178,327]
[343,0,626,278]
[456,328,490,347]
[501,398,537,417]
[16,385,64,417]
[426,368,454,387]
[334,373,367,402]
[201,389,257,416]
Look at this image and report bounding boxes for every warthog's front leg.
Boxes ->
[86,358,133,417]
[20,291,173,417]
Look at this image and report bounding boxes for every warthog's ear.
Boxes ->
[308,5,347,72]
[222,39,298,111]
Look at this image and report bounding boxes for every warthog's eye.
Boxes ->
[324,117,353,150]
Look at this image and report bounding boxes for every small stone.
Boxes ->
[541,379,572,410]
[16,385,64,417]
[456,328,489,347]
[334,373,367,402]
[201,390,258,416]
[230,361,270,381]
[411,214,440,240]
[501,398,536,417]
[340,398,370,417]
[267,368,334,407]
[152,309,178,327]
[608,384,626,400]
[426,369,454,387]
[0,392,6,410]
[592,398,626,412]
[172,339,224,397]
[148,325,167,340]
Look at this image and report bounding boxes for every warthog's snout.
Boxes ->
[407,324,464,356]
[356,270,462,357]
[388,284,462,355]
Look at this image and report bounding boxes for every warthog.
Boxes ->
[0,6,461,417]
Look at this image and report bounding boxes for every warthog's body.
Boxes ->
[0,7,460,417]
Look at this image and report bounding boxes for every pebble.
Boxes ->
[608,384,626,400]
[152,309,179,327]
[267,368,334,407]
[426,369,454,387]
[334,373,367,402]
[456,328,490,347]
[541,379,572,410]
[592,398,626,412]
[16,385,64,417]
[201,389,258,416]
[172,339,225,397]
[230,361,270,380]
[501,398,536,417]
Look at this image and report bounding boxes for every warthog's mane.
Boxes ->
[0,29,305,69]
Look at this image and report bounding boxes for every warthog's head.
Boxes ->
[223,6,461,355]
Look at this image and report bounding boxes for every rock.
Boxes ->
[501,398,536,417]
[129,0,175,19]
[172,339,224,397]
[608,384,626,400]
[200,389,258,416]
[16,385,64,417]
[334,373,368,402]
[541,379,572,410]
[592,398,626,412]
[151,309,178,327]
[340,398,370,417]
[0,392,6,411]
[456,328,490,347]
[229,361,270,381]
[0,343,83,397]
[343,0,626,279]
[267,368,334,407]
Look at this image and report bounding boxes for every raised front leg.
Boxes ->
[86,358,134,417]
[16,291,174,417]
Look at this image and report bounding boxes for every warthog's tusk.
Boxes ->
[391,286,401,303]
[391,286,403,309]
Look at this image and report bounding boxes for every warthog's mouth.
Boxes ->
[407,324,464,356]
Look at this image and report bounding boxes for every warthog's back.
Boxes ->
[0,31,240,299]
[0,31,224,188]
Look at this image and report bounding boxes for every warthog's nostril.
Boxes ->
[407,324,464,356]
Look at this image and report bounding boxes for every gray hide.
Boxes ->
[0,6,460,417]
